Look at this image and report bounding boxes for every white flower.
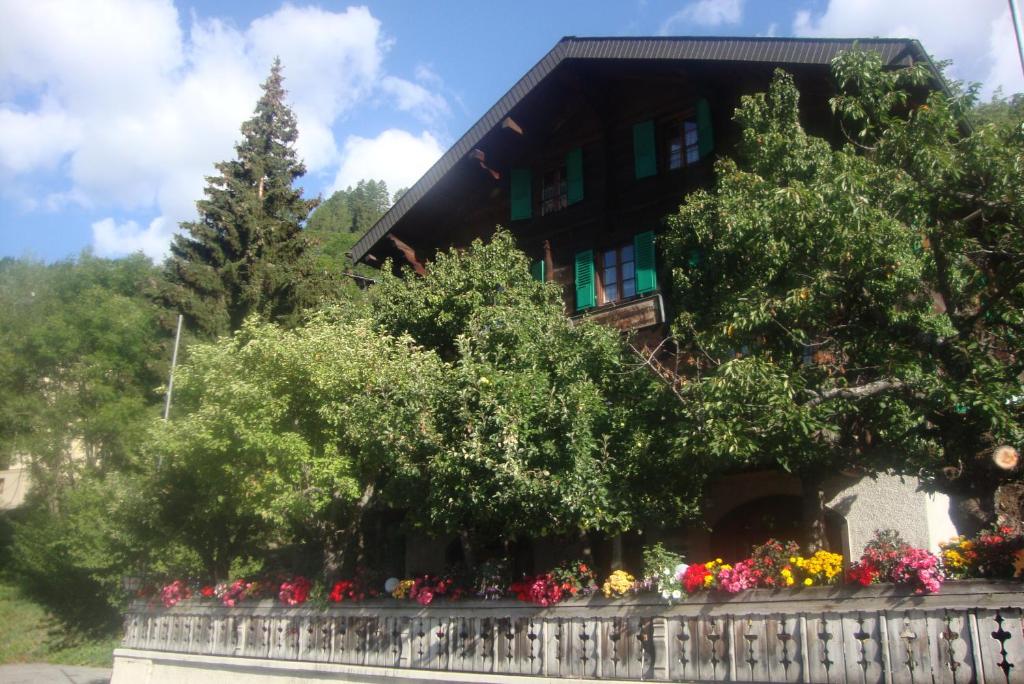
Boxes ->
[661,590,671,599]
[384,577,400,593]
[674,563,689,580]
[663,568,671,576]
[672,589,682,600]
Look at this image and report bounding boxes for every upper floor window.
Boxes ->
[667,118,700,170]
[541,165,568,216]
[633,98,714,180]
[510,147,583,221]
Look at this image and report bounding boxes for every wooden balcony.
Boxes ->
[112,580,1023,683]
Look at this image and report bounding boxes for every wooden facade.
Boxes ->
[352,37,936,334]
[343,38,954,572]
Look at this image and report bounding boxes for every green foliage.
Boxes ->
[0,581,119,667]
[161,59,321,337]
[0,253,166,494]
[376,232,701,544]
[147,310,443,577]
[0,253,175,634]
[642,542,685,579]
[661,52,1023,527]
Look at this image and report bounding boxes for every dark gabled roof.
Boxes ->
[351,36,930,264]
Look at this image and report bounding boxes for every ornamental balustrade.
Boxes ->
[119,581,1024,683]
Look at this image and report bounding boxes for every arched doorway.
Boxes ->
[708,495,844,562]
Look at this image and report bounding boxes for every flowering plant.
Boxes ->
[392,579,415,599]
[404,574,464,605]
[551,560,599,598]
[278,576,311,606]
[510,574,565,606]
[474,559,511,600]
[681,560,719,593]
[601,570,635,598]
[642,543,687,601]
[941,526,1024,579]
[792,550,843,587]
[716,560,758,593]
[849,530,943,594]
[199,585,216,598]
[216,579,257,607]
[160,579,192,608]
[748,539,801,588]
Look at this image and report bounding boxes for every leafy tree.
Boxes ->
[660,52,1023,539]
[0,253,167,497]
[305,179,391,295]
[147,310,442,579]
[374,232,699,559]
[162,59,320,337]
[0,254,172,633]
[347,179,391,235]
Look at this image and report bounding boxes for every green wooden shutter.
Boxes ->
[530,259,545,282]
[696,98,714,158]
[510,168,532,220]
[634,230,657,294]
[566,147,583,204]
[633,121,657,179]
[574,249,595,311]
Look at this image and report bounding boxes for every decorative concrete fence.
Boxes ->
[113,581,1024,683]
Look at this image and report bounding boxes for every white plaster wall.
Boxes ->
[824,472,957,559]
[111,650,644,684]
[0,462,31,510]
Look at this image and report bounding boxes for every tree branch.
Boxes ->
[804,378,906,407]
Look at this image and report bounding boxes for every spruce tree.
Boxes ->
[162,58,319,336]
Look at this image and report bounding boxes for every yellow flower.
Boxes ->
[601,570,635,598]
[786,577,795,586]
[803,578,813,586]
[392,579,415,599]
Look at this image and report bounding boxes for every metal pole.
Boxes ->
[1011,0,1024,79]
[163,314,184,421]
[158,314,183,470]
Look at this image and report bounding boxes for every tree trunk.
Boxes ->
[579,530,594,562]
[321,481,376,583]
[801,473,829,552]
[459,530,476,571]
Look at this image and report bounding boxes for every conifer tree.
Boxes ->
[162,58,319,336]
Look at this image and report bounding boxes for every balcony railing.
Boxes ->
[116,581,1023,683]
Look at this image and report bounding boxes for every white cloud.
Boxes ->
[331,129,444,195]
[381,76,450,121]
[792,0,1024,97]
[0,1,449,258]
[0,108,81,173]
[661,0,743,34]
[91,216,174,261]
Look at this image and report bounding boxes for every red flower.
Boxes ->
[682,564,711,593]
[847,563,878,587]
[200,586,215,598]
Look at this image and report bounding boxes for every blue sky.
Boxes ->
[2,0,1021,263]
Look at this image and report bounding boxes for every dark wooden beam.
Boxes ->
[501,117,524,135]
[387,234,427,276]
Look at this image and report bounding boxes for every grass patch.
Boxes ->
[0,581,119,667]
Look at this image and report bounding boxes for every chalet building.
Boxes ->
[351,37,957,572]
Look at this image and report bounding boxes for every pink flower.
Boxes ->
[417,589,435,606]
[717,560,758,594]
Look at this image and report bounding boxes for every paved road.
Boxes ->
[0,664,111,683]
